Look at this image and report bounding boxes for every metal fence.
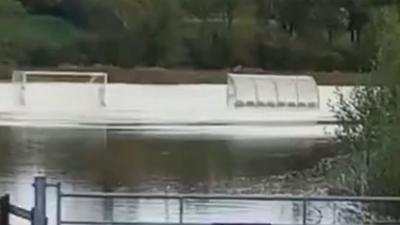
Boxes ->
[0,177,47,225]
[4,177,400,225]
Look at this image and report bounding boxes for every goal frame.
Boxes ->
[12,70,108,107]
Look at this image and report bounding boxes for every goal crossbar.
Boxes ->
[17,71,108,77]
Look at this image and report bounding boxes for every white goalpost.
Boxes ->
[227,73,320,109]
[12,70,108,111]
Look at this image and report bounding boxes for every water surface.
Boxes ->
[0,126,340,225]
[0,84,354,224]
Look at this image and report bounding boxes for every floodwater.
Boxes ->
[0,84,358,225]
[0,127,345,225]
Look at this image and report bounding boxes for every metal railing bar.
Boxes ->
[60,222,398,225]
[61,221,209,225]
[46,183,59,188]
[371,221,400,224]
[61,192,185,199]
[60,192,400,202]
[9,204,32,221]
[325,224,400,225]
[44,177,400,225]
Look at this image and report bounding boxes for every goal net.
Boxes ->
[227,73,320,109]
[12,70,108,112]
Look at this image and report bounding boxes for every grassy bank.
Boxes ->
[0,65,367,85]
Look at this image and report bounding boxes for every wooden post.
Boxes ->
[0,195,10,225]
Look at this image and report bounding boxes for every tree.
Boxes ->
[0,0,25,15]
[338,0,370,43]
[332,6,400,197]
[57,0,89,27]
[86,0,182,66]
[255,0,320,37]
[315,0,347,43]
[17,0,58,12]
[139,0,183,66]
[254,0,273,25]
[179,0,220,22]
[87,0,148,31]
[217,0,239,31]
[274,0,314,37]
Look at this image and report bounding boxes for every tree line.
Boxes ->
[332,4,400,217]
[0,0,397,71]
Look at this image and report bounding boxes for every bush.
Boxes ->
[0,0,385,72]
[0,15,79,65]
[331,7,400,218]
[184,31,232,68]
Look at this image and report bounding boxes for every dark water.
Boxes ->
[0,126,341,224]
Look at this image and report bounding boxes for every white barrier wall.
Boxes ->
[0,83,346,113]
[0,83,18,111]
[0,81,353,129]
[23,83,105,112]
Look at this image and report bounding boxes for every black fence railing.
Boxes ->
[0,194,34,225]
[3,177,400,225]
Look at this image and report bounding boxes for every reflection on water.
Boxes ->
[0,126,339,224]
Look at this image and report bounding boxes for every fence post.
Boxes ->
[302,198,307,225]
[33,177,47,225]
[0,195,10,225]
[56,183,61,225]
[333,202,336,225]
[179,197,183,224]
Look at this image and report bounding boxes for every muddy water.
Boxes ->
[0,126,348,225]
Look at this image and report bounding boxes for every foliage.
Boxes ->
[83,0,183,66]
[0,0,78,64]
[331,6,400,198]
[0,0,25,15]
[0,0,397,70]
[179,0,220,21]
